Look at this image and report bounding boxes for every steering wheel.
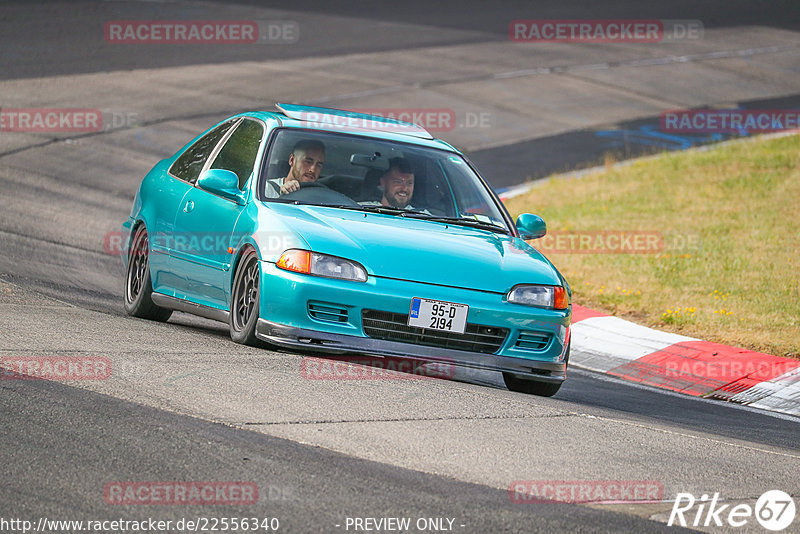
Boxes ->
[281,181,360,206]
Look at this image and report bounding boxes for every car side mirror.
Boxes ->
[516,213,547,240]
[196,169,246,205]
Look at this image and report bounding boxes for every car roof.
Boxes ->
[238,105,460,153]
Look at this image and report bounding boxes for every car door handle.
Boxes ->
[183,200,194,213]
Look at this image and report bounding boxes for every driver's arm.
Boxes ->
[279,179,300,195]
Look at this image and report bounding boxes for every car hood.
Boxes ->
[266,204,562,293]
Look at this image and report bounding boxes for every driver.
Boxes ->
[266,139,325,197]
[360,157,425,211]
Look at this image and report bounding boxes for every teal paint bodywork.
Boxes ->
[264,203,562,292]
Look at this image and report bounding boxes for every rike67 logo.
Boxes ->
[668,490,796,531]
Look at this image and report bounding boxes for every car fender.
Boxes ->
[224,202,309,306]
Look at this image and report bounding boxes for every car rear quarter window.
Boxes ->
[209,119,265,189]
[170,120,236,184]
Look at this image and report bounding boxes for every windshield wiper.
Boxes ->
[302,204,508,233]
[418,216,510,234]
[327,204,422,217]
[267,197,314,206]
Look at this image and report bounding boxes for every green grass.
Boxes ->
[505,134,800,358]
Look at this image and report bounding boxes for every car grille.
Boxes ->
[308,302,349,323]
[515,331,552,351]
[362,309,508,354]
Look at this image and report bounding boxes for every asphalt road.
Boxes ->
[0,376,688,534]
[3,0,797,80]
[1,1,799,533]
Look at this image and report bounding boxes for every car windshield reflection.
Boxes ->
[260,129,509,233]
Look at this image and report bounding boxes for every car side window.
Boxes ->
[170,121,236,184]
[209,119,265,189]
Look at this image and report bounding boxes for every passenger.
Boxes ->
[360,157,424,211]
[266,139,325,197]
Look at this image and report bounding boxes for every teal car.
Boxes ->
[121,104,572,396]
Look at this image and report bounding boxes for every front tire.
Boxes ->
[503,374,562,397]
[124,225,172,322]
[229,248,260,346]
[503,342,569,397]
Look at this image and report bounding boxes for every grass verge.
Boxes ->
[504,134,800,358]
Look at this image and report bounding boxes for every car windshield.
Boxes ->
[259,129,510,233]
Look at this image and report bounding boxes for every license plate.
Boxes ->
[407,297,468,334]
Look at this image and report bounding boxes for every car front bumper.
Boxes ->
[255,318,567,382]
[257,261,570,382]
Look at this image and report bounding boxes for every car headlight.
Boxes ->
[507,284,569,309]
[277,249,367,282]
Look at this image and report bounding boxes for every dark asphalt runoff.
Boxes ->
[0,377,692,533]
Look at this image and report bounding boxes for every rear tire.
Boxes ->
[124,225,172,322]
[229,248,261,346]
